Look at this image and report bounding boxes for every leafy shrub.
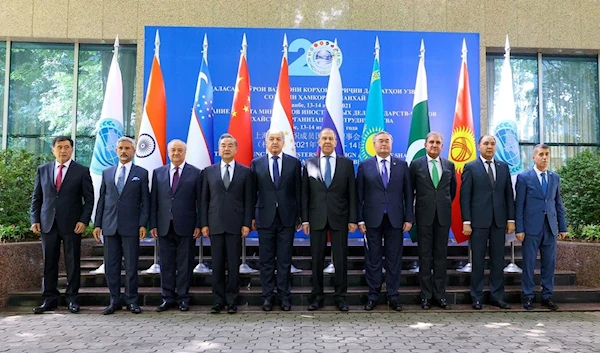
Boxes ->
[557,149,600,237]
[580,224,600,241]
[0,223,36,242]
[0,149,50,228]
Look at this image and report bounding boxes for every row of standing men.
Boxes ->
[29,128,566,315]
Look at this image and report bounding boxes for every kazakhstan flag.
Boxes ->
[360,54,385,161]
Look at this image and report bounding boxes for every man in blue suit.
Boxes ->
[516,143,567,311]
[251,129,302,312]
[357,131,413,311]
[460,135,514,310]
[201,133,253,314]
[30,136,94,314]
[93,137,150,315]
[150,139,202,312]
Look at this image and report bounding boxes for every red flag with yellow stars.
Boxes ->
[448,39,476,244]
[227,36,253,167]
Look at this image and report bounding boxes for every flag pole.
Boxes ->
[238,33,258,275]
[194,33,212,274]
[142,30,163,275]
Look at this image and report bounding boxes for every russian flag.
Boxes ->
[320,46,345,156]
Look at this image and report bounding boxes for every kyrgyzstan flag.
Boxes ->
[228,34,253,166]
[448,39,476,244]
[136,30,167,188]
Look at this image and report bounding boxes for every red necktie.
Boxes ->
[56,164,64,192]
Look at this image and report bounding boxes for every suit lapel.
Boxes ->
[106,166,118,195]
[214,164,226,190]
[329,156,342,186]
[547,171,555,196]
[476,159,493,188]
[266,155,277,188]
[47,163,58,194]
[530,169,544,196]
[388,157,400,186]
[120,165,135,196]
[371,157,385,189]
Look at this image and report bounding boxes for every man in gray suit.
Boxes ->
[409,132,456,310]
[150,140,202,312]
[93,137,150,315]
[460,135,514,310]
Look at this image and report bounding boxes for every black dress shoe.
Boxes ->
[179,302,190,312]
[68,301,80,313]
[129,304,142,314]
[156,301,177,312]
[262,300,273,311]
[227,304,238,314]
[421,299,431,310]
[307,300,324,311]
[102,303,122,315]
[541,298,559,311]
[33,300,57,314]
[472,300,482,310]
[337,301,349,312]
[523,297,534,310]
[490,300,511,310]
[210,303,223,314]
[388,300,402,312]
[280,301,292,312]
[364,300,376,311]
[437,298,451,310]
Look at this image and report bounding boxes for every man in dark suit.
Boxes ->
[201,133,253,314]
[251,129,302,312]
[30,136,94,314]
[149,139,202,312]
[516,143,567,311]
[409,131,456,310]
[357,131,413,311]
[93,136,150,315]
[302,128,357,312]
[460,135,515,310]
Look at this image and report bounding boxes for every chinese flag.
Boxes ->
[448,39,476,244]
[228,50,253,166]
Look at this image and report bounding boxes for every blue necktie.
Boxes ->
[116,165,126,195]
[272,156,280,186]
[541,172,548,195]
[324,155,332,188]
[381,159,388,188]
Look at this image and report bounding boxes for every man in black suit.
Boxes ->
[201,133,253,314]
[302,128,357,312]
[357,131,414,311]
[93,136,150,315]
[251,129,302,312]
[30,136,94,314]
[149,139,202,312]
[461,135,515,310]
[409,132,456,310]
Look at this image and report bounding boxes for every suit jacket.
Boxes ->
[460,158,515,228]
[30,161,94,234]
[515,168,567,236]
[95,164,150,236]
[150,163,202,237]
[251,153,302,228]
[200,162,253,235]
[301,155,357,231]
[357,156,414,228]
[409,156,457,227]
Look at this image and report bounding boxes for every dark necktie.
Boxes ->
[56,164,64,192]
[541,172,548,195]
[485,160,495,187]
[223,164,231,189]
[117,165,126,195]
[171,166,179,193]
[381,159,388,188]
[272,155,280,186]
[324,155,332,188]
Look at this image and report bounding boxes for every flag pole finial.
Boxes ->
[154,30,161,61]
[241,33,247,57]
[504,35,511,59]
[419,39,425,59]
[283,33,288,59]
[461,38,467,62]
[374,36,380,60]
[113,35,120,57]
[203,33,208,63]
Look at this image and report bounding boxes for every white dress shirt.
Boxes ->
[268,152,283,182]
[221,160,236,180]
[170,162,186,188]
[114,161,132,187]
[320,151,337,180]
[54,159,72,184]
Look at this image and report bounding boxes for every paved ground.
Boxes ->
[2,307,600,353]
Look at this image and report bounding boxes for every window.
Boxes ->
[487,54,600,169]
[7,43,75,155]
[75,44,137,167]
[0,42,5,145]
